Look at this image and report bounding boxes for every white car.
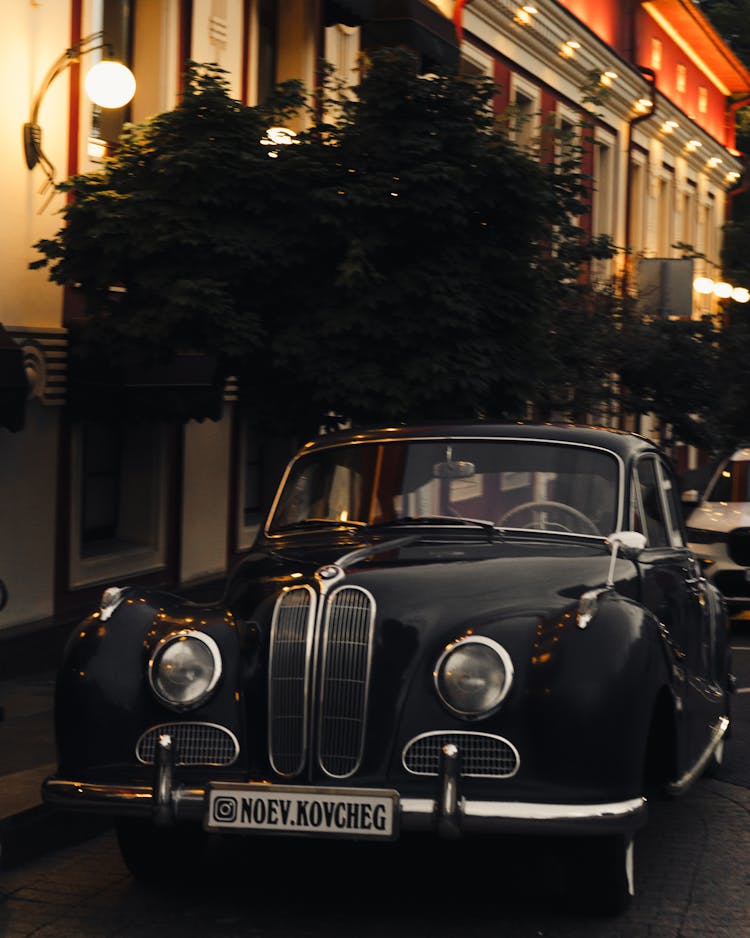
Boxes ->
[685,447,750,619]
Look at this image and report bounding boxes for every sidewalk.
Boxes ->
[0,665,110,869]
[0,643,114,870]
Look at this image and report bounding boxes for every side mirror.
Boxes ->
[605,531,647,587]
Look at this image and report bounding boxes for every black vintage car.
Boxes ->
[43,423,732,913]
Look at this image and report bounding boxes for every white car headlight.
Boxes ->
[434,637,513,718]
[149,631,222,710]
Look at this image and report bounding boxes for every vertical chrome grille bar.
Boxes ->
[268,586,316,777]
[318,586,376,778]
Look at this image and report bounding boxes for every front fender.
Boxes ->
[394,591,674,803]
[54,589,245,777]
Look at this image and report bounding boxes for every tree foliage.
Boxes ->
[35,52,619,436]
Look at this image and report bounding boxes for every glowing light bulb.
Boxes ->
[85,61,136,109]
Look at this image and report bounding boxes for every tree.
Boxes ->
[32,65,314,374]
[264,50,574,427]
[31,52,620,436]
[616,313,721,450]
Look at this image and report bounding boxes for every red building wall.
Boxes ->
[557,0,730,147]
[634,8,729,147]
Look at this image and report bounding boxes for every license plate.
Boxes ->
[206,783,399,840]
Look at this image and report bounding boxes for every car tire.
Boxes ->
[116,817,208,884]
[567,832,635,916]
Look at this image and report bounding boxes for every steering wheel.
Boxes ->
[498,500,600,535]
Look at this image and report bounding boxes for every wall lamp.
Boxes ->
[693,277,750,303]
[23,32,135,189]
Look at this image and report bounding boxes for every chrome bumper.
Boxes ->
[42,737,648,837]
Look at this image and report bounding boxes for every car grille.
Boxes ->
[402,731,520,778]
[269,584,376,779]
[727,528,750,567]
[136,722,239,766]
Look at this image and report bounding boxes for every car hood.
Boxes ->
[227,534,633,626]
[687,502,750,532]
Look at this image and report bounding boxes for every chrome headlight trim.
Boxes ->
[148,630,222,711]
[434,636,514,719]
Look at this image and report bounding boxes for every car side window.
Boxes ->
[658,462,686,547]
[633,458,670,547]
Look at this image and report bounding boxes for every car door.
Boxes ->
[630,453,719,769]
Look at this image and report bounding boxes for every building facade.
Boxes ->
[1,0,748,636]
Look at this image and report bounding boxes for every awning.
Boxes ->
[67,354,225,424]
[0,326,28,433]
[362,0,460,72]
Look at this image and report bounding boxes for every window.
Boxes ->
[698,87,707,114]
[676,64,686,94]
[324,23,361,94]
[81,422,122,547]
[592,134,615,284]
[269,440,619,537]
[681,180,696,249]
[657,167,675,256]
[651,38,662,70]
[242,423,262,529]
[628,156,646,253]
[460,45,492,78]
[236,421,298,549]
[702,194,716,267]
[509,76,540,155]
[89,0,133,160]
[632,457,684,548]
[70,420,168,587]
[556,106,579,168]
[257,0,278,105]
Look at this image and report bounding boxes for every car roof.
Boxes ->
[300,422,661,462]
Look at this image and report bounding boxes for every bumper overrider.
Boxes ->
[42,738,647,839]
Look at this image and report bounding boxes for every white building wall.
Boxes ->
[0,407,59,631]
[180,415,232,584]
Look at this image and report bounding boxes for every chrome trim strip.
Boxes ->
[399,796,645,821]
[461,797,646,821]
[43,778,646,833]
[41,777,206,820]
[667,715,730,796]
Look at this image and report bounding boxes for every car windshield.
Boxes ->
[268,439,620,537]
[703,450,750,503]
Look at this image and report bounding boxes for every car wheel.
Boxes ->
[568,832,635,916]
[116,818,208,884]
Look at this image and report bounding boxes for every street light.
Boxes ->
[23,32,136,190]
[693,277,750,303]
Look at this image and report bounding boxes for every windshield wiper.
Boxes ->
[273,518,366,533]
[368,516,503,541]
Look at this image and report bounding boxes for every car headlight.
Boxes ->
[434,637,513,718]
[149,631,222,710]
